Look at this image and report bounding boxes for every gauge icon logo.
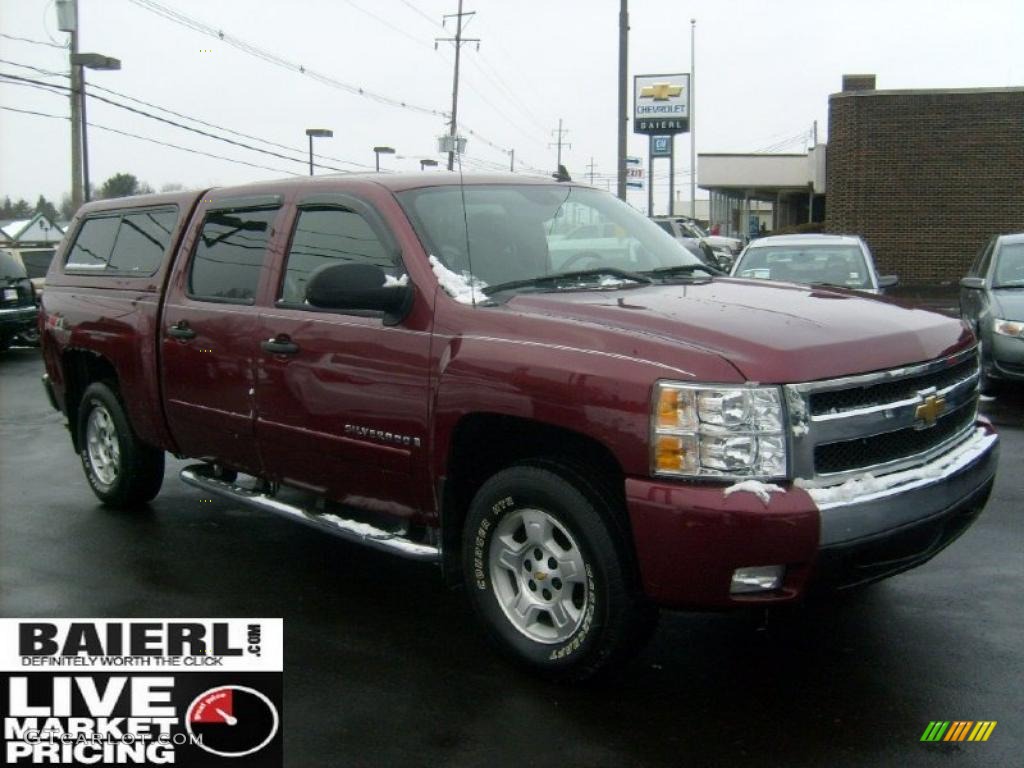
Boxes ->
[185,685,279,758]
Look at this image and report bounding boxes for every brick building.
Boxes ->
[826,75,1024,283]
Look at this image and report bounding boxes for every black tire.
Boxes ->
[77,381,165,508]
[16,326,40,346]
[462,463,657,680]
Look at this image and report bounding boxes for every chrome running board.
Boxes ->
[180,464,440,562]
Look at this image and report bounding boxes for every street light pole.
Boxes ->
[71,54,120,203]
[690,18,696,219]
[305,128,333,175]
[617,0,628,201]
[373,146,395,173]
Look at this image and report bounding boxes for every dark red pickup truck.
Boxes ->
[40,174,998,678]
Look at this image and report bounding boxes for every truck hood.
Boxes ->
[502,278,972,383]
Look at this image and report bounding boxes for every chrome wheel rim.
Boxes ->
[86,405,120,487]
[488,507,589,644]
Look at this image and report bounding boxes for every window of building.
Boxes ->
[189,208,278,303]
[279,207,395,304]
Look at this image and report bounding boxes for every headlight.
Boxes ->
[652,382,787,479]
[993,318,1024,337]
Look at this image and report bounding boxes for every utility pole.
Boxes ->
[436,1,479,171]
[586,157,597,186]
[509,148,514,172]
[617,0,628,200]
[549,119,571,171]
[60,0,83,209]
[690,18,696,219]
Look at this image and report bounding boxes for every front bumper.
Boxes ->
[0,304,38,334]
[988,333,1024,380]
[625,425,999,608]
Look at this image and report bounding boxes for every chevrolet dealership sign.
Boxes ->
[634,73,690,135]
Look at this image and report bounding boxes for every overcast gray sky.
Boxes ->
[1,0,1020,209]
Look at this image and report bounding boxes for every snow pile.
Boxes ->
[429,255,488,304]
[723,480,785,505]
[384,273,409,287]
[796,427,996,509]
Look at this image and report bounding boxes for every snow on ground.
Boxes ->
[429,255,487,304]
[796,427,996,508]
[723,480,785,505]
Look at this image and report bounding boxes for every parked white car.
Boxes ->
[730,234,898,293]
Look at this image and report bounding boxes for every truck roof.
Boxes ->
[72,173,576,218]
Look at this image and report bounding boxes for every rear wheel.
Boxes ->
[78,382,164,508]
[462,463,657,680]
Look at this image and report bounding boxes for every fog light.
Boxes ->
[730,565,785,594]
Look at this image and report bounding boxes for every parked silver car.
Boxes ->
[960,232,1024,388]
[652,217,736,271]
[730,234,898,293]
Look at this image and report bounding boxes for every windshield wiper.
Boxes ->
[482,267,652,296]
[644,263,722,278]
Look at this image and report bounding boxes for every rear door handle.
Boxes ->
[167,321,196,340]
[261,335,299,355]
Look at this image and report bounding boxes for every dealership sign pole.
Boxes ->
[634,73,690,216]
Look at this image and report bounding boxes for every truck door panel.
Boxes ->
[161,202,283,473]
[254,198,431,516]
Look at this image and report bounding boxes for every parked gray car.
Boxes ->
[730,234,898,293]
[960,232,1024,388]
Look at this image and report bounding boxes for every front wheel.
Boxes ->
[462,464,657,680]
[78,382,165,508]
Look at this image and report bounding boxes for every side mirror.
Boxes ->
[877,274,899,289]
[959,276,986,290]
[306,263,412,325]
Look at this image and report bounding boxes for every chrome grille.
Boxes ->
[785,347,980,483]
[808,356,977,416]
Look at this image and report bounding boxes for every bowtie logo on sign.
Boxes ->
[0,619,283,767]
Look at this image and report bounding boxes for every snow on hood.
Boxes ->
[429,255,487,305]
[384,273,409,287]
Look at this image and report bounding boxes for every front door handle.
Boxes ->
[261,335,299,355]
[167,321,196,340]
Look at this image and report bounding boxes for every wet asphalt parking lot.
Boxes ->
[1,346,1021,767]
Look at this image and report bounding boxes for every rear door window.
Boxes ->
[189,208,278,303]
[279,207,395,305]
[109,209,178,274]
[66,216,120,270]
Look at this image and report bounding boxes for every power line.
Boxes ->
[0,105,302,177]
[125,0,522,163]
[0,32,67,50]
[126,0,445,118]
[0,72,357,174]
[0,58,376,169]
[395,0,444,30]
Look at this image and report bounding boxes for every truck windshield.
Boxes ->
[397,184,703,291]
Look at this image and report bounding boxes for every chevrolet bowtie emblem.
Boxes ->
[640,83,683,101]
[915,394,946,427]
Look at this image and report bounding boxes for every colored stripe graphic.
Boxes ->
[921,721,996,742]
[967,722,997,742]
[944,721,973,741]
